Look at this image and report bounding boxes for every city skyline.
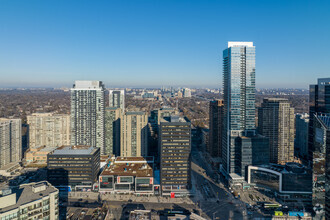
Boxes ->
[1,0,330,88]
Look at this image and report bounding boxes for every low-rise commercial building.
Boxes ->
[0,181,59,220]
[25,146,58,166]
[99,156,154,195]
[247,162,312,209]
[47,145,100,191]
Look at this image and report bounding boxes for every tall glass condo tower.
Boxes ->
[222,42,256,175]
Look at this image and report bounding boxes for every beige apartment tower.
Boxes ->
[0,118,22,169]
[27,113,70,149]
[258,98,295,164]
[121,112,148,157]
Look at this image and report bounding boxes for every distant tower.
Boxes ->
[183,88,191,98]
[208,100,224,157]
[295,113,309,160]
[258,98,295,164]
[70,81,105,153]
[109,89,125,111]
[222,42,256,176]
[0,118,22,169]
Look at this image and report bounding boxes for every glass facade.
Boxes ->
[222,42,256,175]
[136,178,153,192]
[282,173,312,192]
[250,169,280,191]
[100,176,114,189]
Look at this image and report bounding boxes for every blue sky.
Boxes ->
[0,0,329,88]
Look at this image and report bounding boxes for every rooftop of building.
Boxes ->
[251,162,309,175]
[50,145,99,156]
[100,156,153,177]
[160,115,189,123]
[210,99,224,106]
[105,107,121,111]
[100,155,112,162]
[0,181,58,213]
[28,112,69,117]
[317,78,330,85]
[125,111,147,116]
[263,97,289,102]
[72,80,104,89]
[228,41,253,48]
[0,118,21,122]
[28,145,58,153]
[109,89,125,92]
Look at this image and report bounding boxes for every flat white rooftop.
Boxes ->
[73,80,103,89]
[228,41,253,48]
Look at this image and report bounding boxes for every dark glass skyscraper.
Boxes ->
[222,42,256,176]
[309,78,330,163]
[208,100,224,157]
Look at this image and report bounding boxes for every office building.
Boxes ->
[150,107,178,125]
[27,113,70,149]
[326,133,330,220]
[235,131,269,179]
[309,78,330,163]
[258,98,295,164]
[121,112,148,157]
[47,145,100,191]
[105,107,122,155]
[183,88,191,98]
[70,81,105,154]
[109,89,125,111]
[222,42,256,177]
[159,116,191,197]
[208,100,224,157]
[0,181,59,220]
[310,114,330,218]
[295,113,309,160]
[0,118,22,169]
[99,156,154,195]
[247,163,312,209]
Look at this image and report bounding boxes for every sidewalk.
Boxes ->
[69,191,195,204]
[101,193,194,204]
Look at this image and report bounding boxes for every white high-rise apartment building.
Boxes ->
[0,118,22,169]
[71,81,105,153]
[109,89,125,111]
[27,113,70,149]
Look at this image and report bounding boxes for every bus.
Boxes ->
[264,203,281,209]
